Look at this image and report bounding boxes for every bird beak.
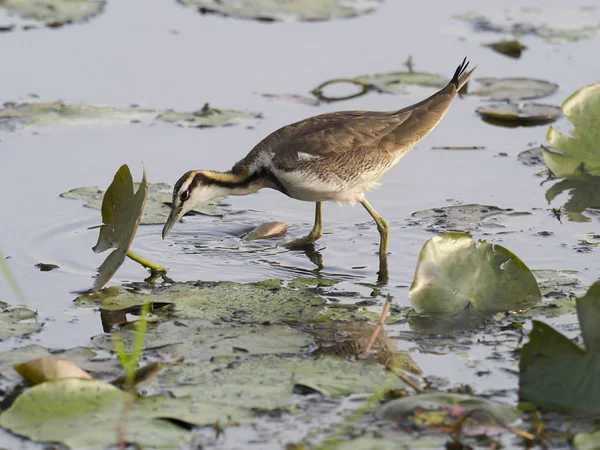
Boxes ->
[162,206,184,239]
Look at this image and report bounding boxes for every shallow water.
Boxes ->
[1,0,600,448]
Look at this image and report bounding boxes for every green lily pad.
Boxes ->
[311,70,447,102]
[91,165,147,290]
[0,101,260,132]
[477,102,561,127]
[545,83,600,176]
[473,77,558,102]
[177,0,381,22]
[519,282,600,415]
[0,378,192,449]
[155,103,261,128]
[91,319,313,362]
[409,204,529,234]
[574,431,600,450]
[0,0,105,29]
[61,182,227,224]
[484,40,527,59]
[159,354,406,409]
[453,8,600,42]
[544,175,600,222]
[409,232,541,314]
[0,302,42,340]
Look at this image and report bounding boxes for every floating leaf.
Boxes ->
[409,204,529,234]
[92,319,313,362]
[484,40,527,58]
[518,146,546,166]
[477,103,561,126]
[409,232,541,314]
[61,182,227,224]
[92,165,147,290]
[0,0,105,29]
[241,221,288,241]
[0,378,192,449]
[519,282,600,415]
[155,103,261,128]
[0,302,42,340]
[14,357,92,385]
[545,83,600,176]
[473,77,558,101]
[177,0,382,22]
[574,431,600,450]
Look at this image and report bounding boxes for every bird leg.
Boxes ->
[281,202,323,247]
[359,198,389,284]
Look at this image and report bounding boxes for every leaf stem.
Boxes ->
[126,250,167,273]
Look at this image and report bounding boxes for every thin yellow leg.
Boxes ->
[126,250,167,273]
[281,202,323,248]
[360,198,389,284]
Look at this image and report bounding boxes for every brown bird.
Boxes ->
[163,58,475,283]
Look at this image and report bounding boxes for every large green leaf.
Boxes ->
[409,232,541,314]
[177,0,381,22]
[0,378,192,449]
[519,282,600,415]
[92,165,147,290]
[0,0,105,28]
[61,182,227,224]
[545,83,600,176]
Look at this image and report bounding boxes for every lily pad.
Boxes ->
[519,282,600,415]
[91,165,147,290]
[473,77,558,101]
[409,232,541,314]
[311,70,447,102]
[453,8,600,42]
[0,0,105,29]
[61,182,227,224]
[0,101,260,132]
[484,40,527,58]
[545,82,600,177]
[155,103,261,128]
[477,103,561,126]
[0,378,192,449]
[91,319,313,362]
[177,0,382,22]
[574,431,600,450]
[409,204,528,234]
[0,302,42,340]
[517,146,546,166]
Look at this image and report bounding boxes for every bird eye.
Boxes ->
[180,191,190,202]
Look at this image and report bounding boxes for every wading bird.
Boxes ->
[162,58,475,285]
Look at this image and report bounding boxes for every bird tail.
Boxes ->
[450,57,477,90]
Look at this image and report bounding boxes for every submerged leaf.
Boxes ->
[477,103,561,126]
[519,282,600,415]
[0,303,42,340]
[0,0,105,28]
[545,83,600,176]
[177,0,382,22]
[61,182,227,224]
[473,77,557,101]
[92,165,147,290]
[14,357,92,385]
[409,232,541,314]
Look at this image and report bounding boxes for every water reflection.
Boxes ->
[544,174,600,222]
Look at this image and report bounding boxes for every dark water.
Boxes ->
[1,0,599,448]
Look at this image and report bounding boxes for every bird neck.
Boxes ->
[195,169,268,196]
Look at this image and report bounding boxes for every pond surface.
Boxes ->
[0,0,599,448]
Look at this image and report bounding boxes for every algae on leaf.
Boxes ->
[177,0,381,22]
[61,182,227,224]
[0,0,105,28]
[409,232,541,314]
[519,282,600,415]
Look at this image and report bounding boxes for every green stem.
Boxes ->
[126,250,167,273]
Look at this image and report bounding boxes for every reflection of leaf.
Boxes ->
[477,103,561,126]
[61,182,227,224]
[409,232,541,314]
[545,83,600,176]
[14,357,92,385]
[0,0,105,28]
[92,165,147,290]
[544,175,600,222]
[473,77,557,101]
[0,378,192,449]
[177,0,381,22]
[519,282,600,415]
